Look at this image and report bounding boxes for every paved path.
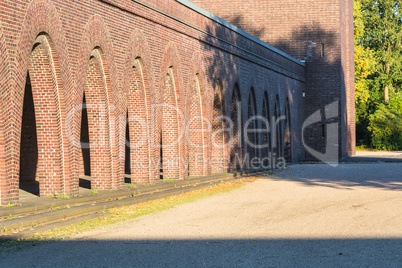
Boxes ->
[2,163,402,267]
[355,150,402,158]
[343,150,402,162]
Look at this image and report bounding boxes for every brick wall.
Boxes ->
[192,0,356,160]
[0,0,305,204]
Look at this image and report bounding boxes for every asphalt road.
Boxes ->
[1,163,401,267]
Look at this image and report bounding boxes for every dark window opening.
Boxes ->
[125,112,131,183]
[160,133,163,180]
[80,94,91,189]
[19,73,39,196]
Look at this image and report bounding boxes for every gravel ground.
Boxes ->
[1,163,401,267]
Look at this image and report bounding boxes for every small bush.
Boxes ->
[368,103,402,151]
[91,188,99,195]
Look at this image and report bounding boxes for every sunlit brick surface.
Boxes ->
[0,0,319,204]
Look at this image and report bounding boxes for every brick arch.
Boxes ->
[23,38,65,197]
[208,62,241,172]
[211,78,228,173]
[159,42,185,180]
[125,59,153,183]
[211,56,241,121]
[229,84,243,172]
[77,15,120,189]
[188,52,209,176]
[284,97,292,163]
[124,29,156,103]
[246,88,259,169]
[274,94,283,162]
[15,34,69,198]
[77,15,120,118]
[207,62,238,172]
[242,66,258,147]
[13,0,73,98]
[226,76,243,111]
[0,26,9,204]
[123,29,156,183]
[13,0,73,127]
[81,48,115,190]
[159,42,185,109]
[284,80,295,163]
[35,34,72,196]
[6,0,73,202]
[77,15,119,94]
[261,92,272,168]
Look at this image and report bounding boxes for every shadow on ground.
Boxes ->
[269,163,402,191]
[1,238,401,266]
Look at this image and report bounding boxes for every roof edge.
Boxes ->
[175,0,305,67]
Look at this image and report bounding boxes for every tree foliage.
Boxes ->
[354,0,402,148]
[368,91,402,150]
[354,0,377,105]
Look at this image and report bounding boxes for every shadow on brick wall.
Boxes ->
[201,18,348,162]
[272,24,347,160]
[272,24,336,62]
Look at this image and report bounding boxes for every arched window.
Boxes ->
[284,98,292,163]
[261,92,271,168]
[274,95,282,162]
[246,88,258,169]
[20,34,65,197]
[211,79,226,173]
[126,58,152,183]
[188,74,206,176]
[80,48,113,190]
[229,84,243,172]
[160,67,181,180]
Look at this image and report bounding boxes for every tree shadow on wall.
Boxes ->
[201,13,269,84]
[201,17,346,164]
[271,24,345,159]
[271,24,337,62]
[229,13,266,40]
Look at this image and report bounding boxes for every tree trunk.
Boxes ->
[385,85,389,104]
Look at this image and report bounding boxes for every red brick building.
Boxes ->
[191,0,356,160]
[0,0,353,205]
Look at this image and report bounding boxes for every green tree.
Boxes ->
[354,0,376,105]
[359,0,402,103]
[368,91,402,150]
[355,0,402,148]
[354,0,378,145]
